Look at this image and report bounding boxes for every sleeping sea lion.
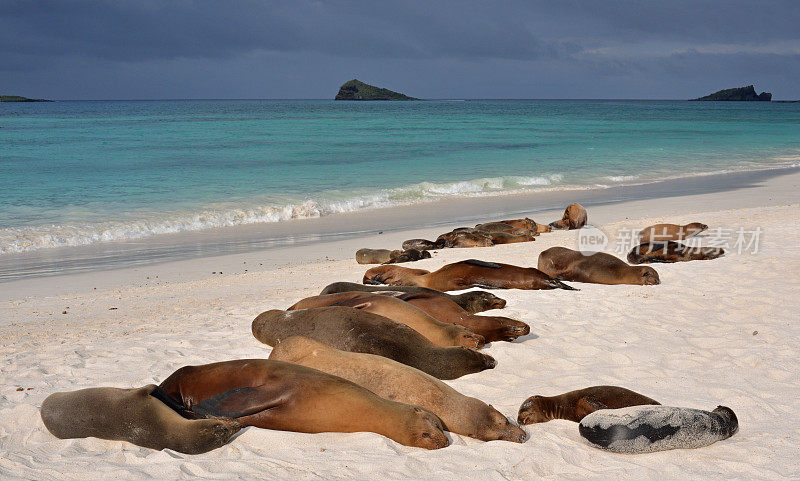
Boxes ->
[474,222,523,234]
[538,247,660,285]
[270,336,527,443]
[517,386,660,424]
[402,239,443,251]
[288,292,485,348]
[385,248,431,264]
[549,203,587,230]
[356,248,401,264]
[40,385,241,454]
[486,230,537,245]
[637,222,708,243]
[158,359,449,449]
[436,230,494,248]
[579,405,738,454]
[318,282,507,313]
[627,241,724,264]
[252,306,496,379]
[363,259,577,291]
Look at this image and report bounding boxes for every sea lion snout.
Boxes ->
[517,396,547,424]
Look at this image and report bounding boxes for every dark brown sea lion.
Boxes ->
[627,241,725,264]
[363,259,577,291]
[158,359,449,449]
[288,292,485,348]
[252,306,496,379]
[319,282,507,313]
[474,222,523,234]
[383,291,530,342]
[486,230,537,244]
[498,218,539,230]
[517,386,661,424]
[270,337,527,443]
[637,222,708,243]
[549,203,588,230]
[436,230,494,248]
[40,385,241,454]
[538,247,660,285]
[385,248,432,264]
[402,239,443,251]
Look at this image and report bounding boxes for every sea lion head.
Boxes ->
[404,406,450,450]
[459,291,507,312]
[362,265,430,286]
[478,405,527,443]
[712,405,739,437]
[516,395,552,424]
[685,222,708,236]
[636,266,661,285]
[454,329,486,349]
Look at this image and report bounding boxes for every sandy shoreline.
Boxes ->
[1,170,799,479]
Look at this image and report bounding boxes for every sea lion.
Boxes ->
[627,241,725,264]
[637,222,708,243]
[383,291,530,342]
[498,218,539,230]
[319,282,507,313]
[40,385,241,454]
[486,230,537,245]
[252,306,497,379]
[538,247,660,285]
[158,359,449,450]
[436,230,494,248]
[270,336,527,443]
[549,203,587,230]
[402,239,443,251]
[474,222,523,234]
[363,259,577,291]
[288,292,485,348]
[517,386,660,424]
[356,248,401,264]
[579,405,738,454]
[356,248,431,264]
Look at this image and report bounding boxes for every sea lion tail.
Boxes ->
[547,279,579,291]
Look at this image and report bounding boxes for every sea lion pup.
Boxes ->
[579,405,738,454]
[355,248,432,265]
[270,337,527,443]
[158,359,449,450]
[252,306,497,379]
[402,238,444,251]
[384,291,529,342]
[627,241,725,264]
[436,230,494,248]
[40,385,241,454]
[517,386,660,424]
[384,248,432,264]
[288,292,485,348]
[319,281,507,313]
[538,247,660,286]
[637,222,708,243]
[548,203,588,230]
[363,259,577,291]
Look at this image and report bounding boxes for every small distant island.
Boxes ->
[692,85,771,101]
[1,95,52,102]
[334,79,418,101]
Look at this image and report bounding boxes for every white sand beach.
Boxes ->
[1,170,799,480]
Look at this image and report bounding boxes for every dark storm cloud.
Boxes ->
[1,1,798,99]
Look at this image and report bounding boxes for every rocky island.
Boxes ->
[692,85,771,101]
[1,95,52,102]
[334,79,418,100]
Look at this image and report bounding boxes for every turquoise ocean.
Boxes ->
[1,100,799,258]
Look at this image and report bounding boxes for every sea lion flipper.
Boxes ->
[462,259,502,269]
[576,396,608,419]
[547,278,579,291]
[193,386,282,418]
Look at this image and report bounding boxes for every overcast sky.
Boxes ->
[2,1,799,100]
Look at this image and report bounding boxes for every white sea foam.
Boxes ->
[606,175,639,182]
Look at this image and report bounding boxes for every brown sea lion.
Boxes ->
[538,247,660,285]
[158,359,449,449]
[356,248,401,264]
[381,291,530,342]
[319,282,507,313]
[363,259,577,291]
[40,385,241,454]
[627,241,724,264]
[252,306,496,379]
[436,230,494,248]
[288,292,485,348]
[402,239,443,251]
[517,386,661,424]
[270,336,527,443]
[549,203,587,230]
[637,222,708,243]
[474,222,522,233]
[385,248,432,264]
[486,230,537,245]
[497,218,551,234]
